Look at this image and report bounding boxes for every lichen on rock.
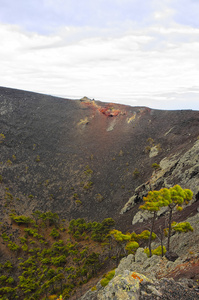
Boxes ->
[97,271,151,300]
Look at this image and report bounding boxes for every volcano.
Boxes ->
[0,86,199,230]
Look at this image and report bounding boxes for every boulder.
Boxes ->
[97,271,152,300]
[135,248,148,264]
[165,251,179,262]
[115,254,134,276]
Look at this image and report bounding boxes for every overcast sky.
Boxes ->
[1,0,199,110]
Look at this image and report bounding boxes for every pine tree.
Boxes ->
[139,190,167,257]
[163,185,193,251]
[139,185,193,255]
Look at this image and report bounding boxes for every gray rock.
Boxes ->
[80,281,102,300]
[97,271,152,300]
[135,248,148,264]
[115,254,134,276]
[149,145,159,158]
[165,251,179,262]
[120,195,137,214]
[146,254,162,267]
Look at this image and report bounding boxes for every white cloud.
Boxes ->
[0,19,199,110]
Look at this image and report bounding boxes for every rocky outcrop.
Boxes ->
[168,212,199,256]
[93,272,154,300]
[81,213,199,299]
[155,139,199,196]
[81,261,199,299]
[120,139,199,225]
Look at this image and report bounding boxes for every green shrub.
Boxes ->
[84,165,93,175]
[75,200,82,205]
[171,221,193,232]
[7,242,19,252]
[96,193,104,202]
[6,159,12,165]
[83,181,93,190]
[40,211,59,227]
[147,138,154,145]
[19,237,27,244]
[5,192,13,200]
[0,133,5,143]
[51,255,67,266]
[6,276,14,284]
[21,244,28,251]
[144,146,151,153]
[125,241,139,254]
[73,230,81,240]
[101,218,115,229]
[137,230,156,240]
[0,275,7,282]
[1,233,10,241]
[49,228,60,239]
[35,155,40,162]
[133,168,139,178]
[73,193,79,199]
[144,245,166,257]
[152,245,166,256]
[151,163,161,170]
[10,214,33,225]
[24,228,38,237]
[4,261,13,269]
[100,269,115,287]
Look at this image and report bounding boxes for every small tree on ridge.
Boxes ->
[139,190,167,257]
[139,185,193,254]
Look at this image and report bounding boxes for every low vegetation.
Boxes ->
[100,269,115,287]
[0,211,166,299]
[0,185,194,299]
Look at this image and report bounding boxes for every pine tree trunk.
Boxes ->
[159,225,164,257]
[167,207,173,251]
[149,212,156,257]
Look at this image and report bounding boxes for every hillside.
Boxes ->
[0,86,199,299]
[0,86,199,229]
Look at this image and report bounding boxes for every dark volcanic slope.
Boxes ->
[0,87,199,227]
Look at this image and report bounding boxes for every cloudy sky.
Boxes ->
[1,0,199,110]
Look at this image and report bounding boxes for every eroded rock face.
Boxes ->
[114,248,162,280]
[81,269,199,300]
[169,213,199,257]
[157,139,199,196]
[120,139,199,225]
[81,253,199,299]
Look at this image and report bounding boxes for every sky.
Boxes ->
[0,0,199,110]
